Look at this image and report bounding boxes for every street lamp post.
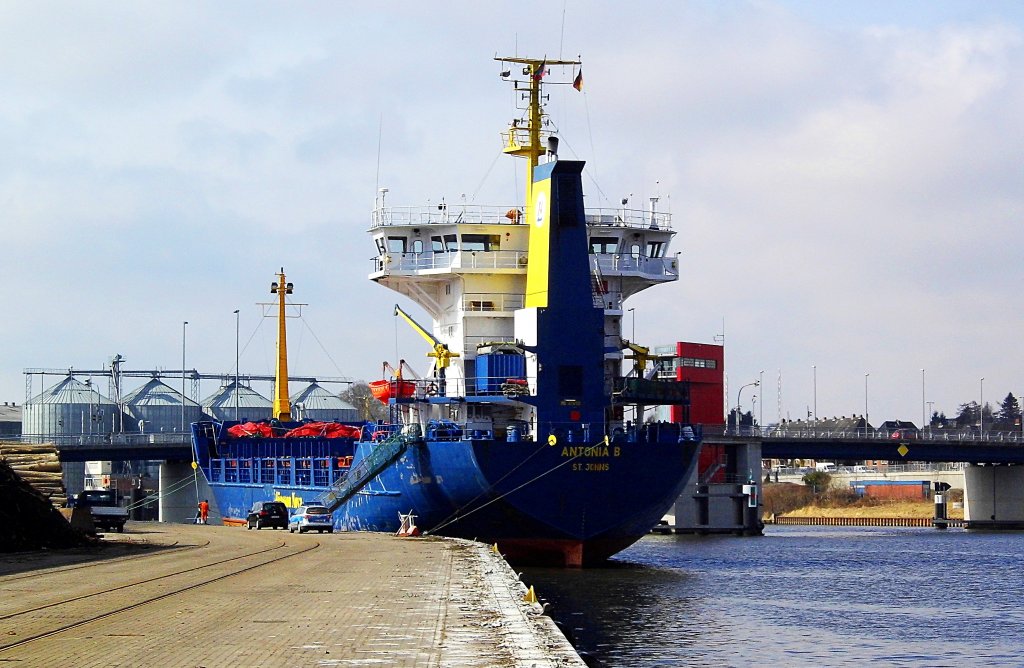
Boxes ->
[812,364,817,422]
[736,380,759,434]
[864,373,870,434]
[234,309,240,422]
[759,369,765,428]
[980,377,985,433]
[181,321,188,432]
[921,369,926,432]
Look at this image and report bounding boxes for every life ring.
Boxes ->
[426,383,439,396]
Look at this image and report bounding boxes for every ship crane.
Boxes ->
[393,304,460,396]
[621,339,669,380]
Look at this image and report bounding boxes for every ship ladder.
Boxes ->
[590,257,608,309]
[316,431,416,513]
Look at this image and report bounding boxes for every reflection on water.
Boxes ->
[523,527,1024,667]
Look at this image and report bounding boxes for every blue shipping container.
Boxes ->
[475,354,526,393]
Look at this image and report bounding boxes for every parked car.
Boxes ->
[288,505,334,534]
[246,501,289,530]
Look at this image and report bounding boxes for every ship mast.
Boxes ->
[271,268,293,420]
[495,56,581,221]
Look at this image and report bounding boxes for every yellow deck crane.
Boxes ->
[622,339,657,379]
[394,304,460,396]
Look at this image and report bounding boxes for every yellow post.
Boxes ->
[523,585,538,604]
[271,268,293,420]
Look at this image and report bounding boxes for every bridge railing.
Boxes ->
[712,425,1024,444]
[771,462,967,477]
[9,433,191,447]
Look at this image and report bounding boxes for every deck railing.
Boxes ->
[370,205,673,230]
[370,250,528,274]
[711,424,1024,443]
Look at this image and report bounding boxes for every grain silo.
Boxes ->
[123,377,202,433]
[201,381,272,421]
[290,382,358,422]
[23,375,122,439]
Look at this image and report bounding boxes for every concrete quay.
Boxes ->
[0,522,584,667]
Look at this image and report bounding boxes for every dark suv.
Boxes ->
[246,501,289,530]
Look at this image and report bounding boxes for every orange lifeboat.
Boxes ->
[369,379,416,404]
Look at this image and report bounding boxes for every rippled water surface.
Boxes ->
[523,527,1024,667]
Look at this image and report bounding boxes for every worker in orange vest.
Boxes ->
[198,499,210,525]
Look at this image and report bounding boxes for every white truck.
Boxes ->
[814,462,837,473]
[71,489,128,533]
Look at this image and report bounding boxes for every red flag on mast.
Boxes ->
[532,60,547,81]
[573,68,583,92]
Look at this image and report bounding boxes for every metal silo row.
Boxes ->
[290,382,358,422]
[23,376,120,438]
[123,377,202,434]
[24,376,356,441]
[201,381,272,422]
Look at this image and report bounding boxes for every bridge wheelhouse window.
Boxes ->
[590,237,618,254]
[647,241,665,258]
[411,239,424,253]
[461,234,500,251]
[387,236,407,253]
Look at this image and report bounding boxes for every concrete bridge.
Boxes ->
[702,425,1024,529]
[706,425,1024,464]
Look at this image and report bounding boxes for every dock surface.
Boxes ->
[0,522,583,667]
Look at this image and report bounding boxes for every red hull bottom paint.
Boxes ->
[496,536,638,568]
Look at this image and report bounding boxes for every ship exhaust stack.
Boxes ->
[546,136,559,160]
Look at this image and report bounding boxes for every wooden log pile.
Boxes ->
[1,446,92,552]
[0,442,67,508]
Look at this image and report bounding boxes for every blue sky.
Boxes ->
[2,1,1022,425]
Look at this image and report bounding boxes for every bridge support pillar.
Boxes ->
[963,464,1024,529]
[159,460,219,524]
[669,440,764,535]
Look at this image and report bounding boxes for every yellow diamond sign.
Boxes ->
[897,443,909,457]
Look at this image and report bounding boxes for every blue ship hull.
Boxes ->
[196,423,701,566]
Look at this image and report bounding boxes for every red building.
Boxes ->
[667,342,724,426]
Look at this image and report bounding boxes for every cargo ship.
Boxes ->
[192,56,702,566]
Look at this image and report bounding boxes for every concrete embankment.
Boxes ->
[0,523,584,667]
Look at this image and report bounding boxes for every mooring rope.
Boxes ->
[425,441,595,535]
